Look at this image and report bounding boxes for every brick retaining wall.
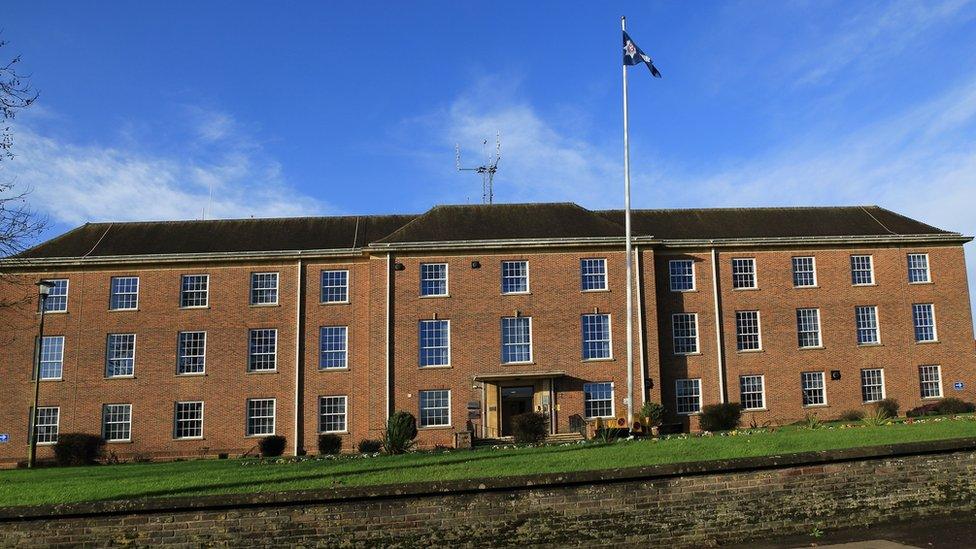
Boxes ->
[2,438,976,547]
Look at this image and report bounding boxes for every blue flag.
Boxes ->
[623,31,661,78]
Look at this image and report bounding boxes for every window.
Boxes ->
[855,306,880,345]
[671,313,699,355]
[319,326,348,369]
[861,369,885,403]
[177,331,207,375]
[321,270,349,303]
[801,372,826,406]
[102,404,132,442]
[180,274,209,308]
[735,311,762,351]
[675,378,702,415]
[246,398,276,436]
[419,389,450,427]
[582,314,612,360]
[796,308,822,348]
[248,329,277,371]
[583,382,614,418]
[850,255,874,285]
[110,276,139,310]
[912,303,937,342]
[580,258,608,291]
[908,253,930,283]
[669,260,695,291]
[739,375,765,411]
[38,336,64,380]
[31,407,59,444]
[250,272,278,305]
[420,263,448,296]
[105,333,136,377]
[501,260,529,294]
[419,320,450,367]
[919,365,942,399]
[731,258,756,289]
[319,396,347,433]
[792,257,817,287]
[42,279,69,312]
[174,401,203,439]
[501,316,532,363]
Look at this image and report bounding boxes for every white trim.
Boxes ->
[671,312,699,355]
[907,252,932,284]
[791,256,818,288]
[582,381,615,420]
[500,259,531,295]
[735,310,763,351]
[249,272,280,306]
[855,305,881,346]
[912,303,938,342]
[501,316,533,364]
[247,328,278,372]
[919,364,943,399]
[418,389,452,428]
[101,403,133,442]
[318,395,349,434]
[668,259,696,292]
[731,257,757,289]
[419,262,449,297]
[580,257,609,292]
[581,313,613,361]
[796,308,822,349]
[739,374,766,411]
[105,332,137,378]
[860,368,886,403]
[173,401,205,440]
[320,269,351,304]
[109,276,140,311]
[179,274,210,308]
[246,398,276,436]
[318,325,349,370]
[419,319,451,368]
[710,248,725,404]
[674,378,702,415]
[801,371,828,407]
[850,255,875,286]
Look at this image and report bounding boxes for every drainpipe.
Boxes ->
[710,247,727,403]
[635,246,647,405]
[385,253,393,419]
[294,258,305,456]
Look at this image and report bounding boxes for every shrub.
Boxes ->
[511,412,548,444]
[640,402,665,427]
[318,434,343,455]
[935,397,976,415]
[802,413,822,430]
[699,403,742,432]
[838,409,865,422]
[383,411,418,455]
[862,406,892,427]
[906,402,939,418]
[876,398,900,418]
[259,435,287,457]
[53,433,105,466]
[358,439,383,453]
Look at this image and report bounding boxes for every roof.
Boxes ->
[14,203,961,260]
[597,206,952,240]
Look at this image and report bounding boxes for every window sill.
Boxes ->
[670,289,698,293]
[105,440,133,444]
[916,340,941,345]
[418,425,453,431]
[743,408,768,412]
[909,281,933,285]
[502,291,532,296]
[736,349,764,354]
[419,365,452,370]
[673,352,701,357]
[419,294,450,299]
[731,287,759,291]
[585,415,615,421]
[582,357,615,363]
[246,370,279,375]
[793,285,819,289]
[249,303,280,308]
[105,375,136,380]
[109,308,139,312]
[922,396,944,401]
[319,367,350,372]
[677,411,701,417]
[852,283,877,287]
[40,310,68,315]
[857,343,883,348]
[320,431,349,435]
[802,404,829,409]
[176,373,207,377]
[581,289,610,293]
[798,346,824,351]
[37,442,57,446]
[245,434,276,439]
[173,437,205,441]
[180,306,210,310]
[320,301,351,306]
[502,361,535,366]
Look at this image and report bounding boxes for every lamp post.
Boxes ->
[27,280,55,469]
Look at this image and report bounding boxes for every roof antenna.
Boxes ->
[456,132,501,204]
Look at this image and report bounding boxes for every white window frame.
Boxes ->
[581,313,613,361]
[177,331,207,375]
[907,253,931,284]
[318,395,348,434]
[501,316,533,364]
[249,272,279,306]
[246,398,276,436]
[418,389,451,428]
[739,375,766,411]
[42,279,69,313]
[860,369,886,403]
[320,269,350,304]
[38,335,65,380]
[675,378,702,415]
[855,305,881,345]
[419,263,449,297]
[102,403,132,442]
[912,303,938,342]
[180,274,210,308]
[583,381,615,419]
[850,255,875,286]
[731,258,757,289]
[801,372,827,407]
[31,406,60,445]
[796,308,822,349]
[580,258,608,292]
[419,319,451,368]
[735,311,762,351]
[174,401,204,440]
[109,276,140,311]
[791,257,817,288]
[671,313,699,355]
[668,260,696,292]
[105,333,136,378]
[501,260,530,295]
[248,328,278,372]
[919,365,943,399]
[319,326,349,370]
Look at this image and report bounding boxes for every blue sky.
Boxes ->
[5,1,976,319]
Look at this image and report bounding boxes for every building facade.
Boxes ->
[0,203,973,464]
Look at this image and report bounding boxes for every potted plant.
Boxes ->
[640,402,665,436]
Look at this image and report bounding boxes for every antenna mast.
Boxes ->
[456,132,501,204]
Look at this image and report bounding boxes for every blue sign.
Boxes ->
[0,434,8,443]
[954,381,965,390]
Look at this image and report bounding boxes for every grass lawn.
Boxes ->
[2,416,975,508]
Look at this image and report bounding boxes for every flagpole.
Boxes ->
[621,15,635,428]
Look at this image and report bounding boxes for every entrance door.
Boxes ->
[500,386,534,437]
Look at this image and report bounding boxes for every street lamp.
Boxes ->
[27,280,55,469]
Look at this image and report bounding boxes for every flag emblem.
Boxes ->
[623,31,661,78]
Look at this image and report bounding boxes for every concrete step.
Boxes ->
[473,432,584,447]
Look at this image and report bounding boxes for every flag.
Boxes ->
[623,31,661,78]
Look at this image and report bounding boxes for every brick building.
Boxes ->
[0,203,973,463]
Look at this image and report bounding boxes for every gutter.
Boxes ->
[0,248,367,269]
[711,247,727,404]
[656,233,972,249]
[385,253,393,419]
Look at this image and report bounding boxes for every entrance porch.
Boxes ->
[474,371,565,439]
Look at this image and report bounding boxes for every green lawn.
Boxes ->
[2,416,975,508]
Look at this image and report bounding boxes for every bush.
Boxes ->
[699,403,742,432]
[838,409,865,422]
[53,433,105,466]
[358,439,383,453]
[862,406,893,427]
[935,397,976,415]
[318,434,343,455]
[259,435,287,457]
[511,412,548,444]
[876,398,900,418]
[383,411,418,455]
[640,402,665,427]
